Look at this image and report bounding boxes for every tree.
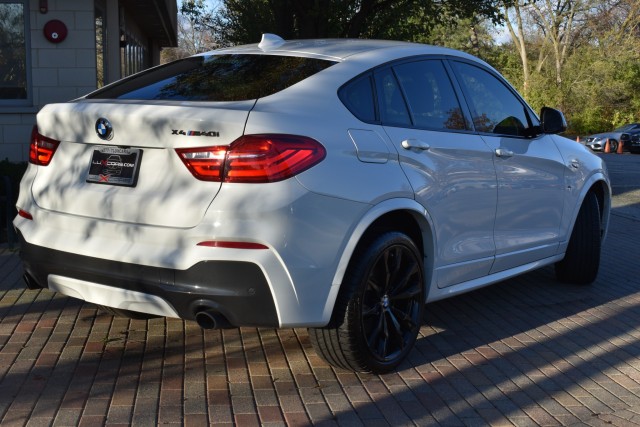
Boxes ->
[162,0,219,62]
[502,0,593,104]
[561,0,640,133]
[410,16,497,60]
[529,0,591,100]
[182,0,509,47]
[501,1,533,97]
[501,0,640,134]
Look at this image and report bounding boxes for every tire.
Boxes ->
[609,139,618,152]
[309,231,425,373]
[97,305,159,320]
[555,192,601,284]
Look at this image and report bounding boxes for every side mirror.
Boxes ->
[540,107,567,134]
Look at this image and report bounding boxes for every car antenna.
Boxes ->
[259,33,285,50]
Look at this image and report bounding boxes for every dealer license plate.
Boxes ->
[86,147,142,187]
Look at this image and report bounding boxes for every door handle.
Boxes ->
[401,139,431,150]
[495,148,514,158]
[569,159,580,170]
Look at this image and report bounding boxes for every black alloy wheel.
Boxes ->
[359,242,424,363]
[309,231,425,373]
[555,191,601,284]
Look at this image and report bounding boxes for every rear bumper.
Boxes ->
[19,233,279,327]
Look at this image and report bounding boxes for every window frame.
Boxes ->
[338,54,542,140]
[0,0,32,109]
[339,55,478,136]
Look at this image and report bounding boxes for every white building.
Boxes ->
[0,0,178,161]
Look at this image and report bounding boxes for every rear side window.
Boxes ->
[393,60,468,131]
[376,68,411,127]
[88,54,336,101]
[339,75,377,122]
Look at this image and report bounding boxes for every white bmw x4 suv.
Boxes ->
[16,35,610,373]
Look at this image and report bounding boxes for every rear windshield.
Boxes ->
[87,54,336,101]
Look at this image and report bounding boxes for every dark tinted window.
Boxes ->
[376,68,411,127]
[339,75,376,122]
[394,60,468,130]
[88,54,335,101]
[452,62,533,137]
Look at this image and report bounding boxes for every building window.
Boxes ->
[121,31,147,78]
[0,1,29,103]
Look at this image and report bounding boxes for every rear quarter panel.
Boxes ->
[244,59,414,205]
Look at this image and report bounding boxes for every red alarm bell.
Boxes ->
[43,20,68,43]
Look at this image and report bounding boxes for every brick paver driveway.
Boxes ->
[1,156,639,426]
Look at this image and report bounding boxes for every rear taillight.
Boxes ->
[175,146,228,181]
[29,126,60,166]
[18,209,33,220]
[176,134,326,183]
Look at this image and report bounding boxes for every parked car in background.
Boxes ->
[629,131,640,154]
[584,123,640,152]
[16,35,611,373]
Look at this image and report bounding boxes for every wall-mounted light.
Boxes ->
[39,0,48,14]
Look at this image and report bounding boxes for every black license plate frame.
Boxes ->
[86,147,143,187]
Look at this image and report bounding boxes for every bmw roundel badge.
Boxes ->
[95,117,113,140]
